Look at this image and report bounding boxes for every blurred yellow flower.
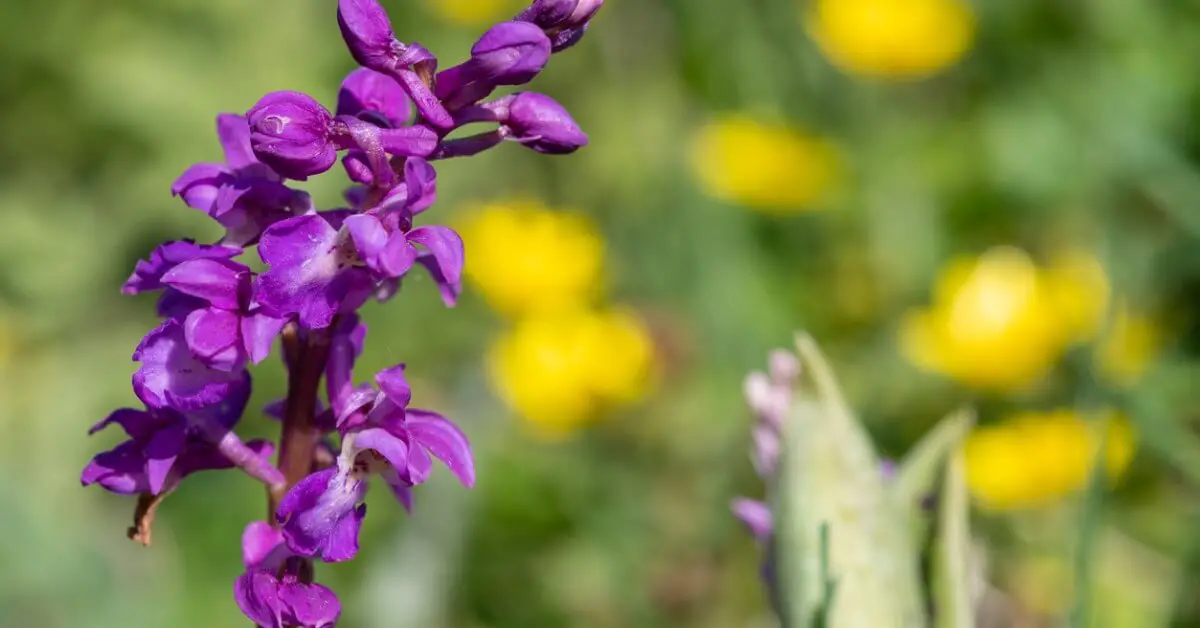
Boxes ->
[458,200,605,317]
[1042,251,1111,342]
[487,308,656,437]
[806,0,975,80]
[964,409,1136,511]
[425,0,520,26]
[1096,307,1164,387]
[689,115,839,212]
[901,247,1109,391]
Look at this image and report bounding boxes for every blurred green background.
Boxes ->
[4,0,1200,626]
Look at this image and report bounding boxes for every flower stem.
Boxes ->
[269,322,333,532]
[127,491,167,547]
[192,417,287,489]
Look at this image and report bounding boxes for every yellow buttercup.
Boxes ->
[487,308,656,437]
[806,0,975,80]
[901,247,1109,391]
[457,199,605,317]
[690,115,840,213]
[964,409,1136,511]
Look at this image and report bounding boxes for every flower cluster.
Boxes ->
[458,200,656,436]
[901,246,1163,391]
[81,1,603,625]
[964,408,1136,511]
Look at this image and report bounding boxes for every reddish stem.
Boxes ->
[268,322,333,541]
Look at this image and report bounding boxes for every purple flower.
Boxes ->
[123,240,242,295]
[435,22,552,111]
[82,374,279,494]
[235,568,340,628]
[243,521,290,571]
[236,528,341,628]
[338,364,476,488]
[133,318,246,410]
[337,0,454,129]
[255,211,376,329]
[276,466,370,562]
[516,0,604,52]
[123,240,245,320]
[337,67,412,128]
[172,114,312,246]
[159,258,287,370]
[256,198,464,329]
[275,364,473,561]
[247,91,437,181]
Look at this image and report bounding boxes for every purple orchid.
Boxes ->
[160,258,287,370]
[236,522,341,628]
[132,318,246,411]
[123,240,242,296]
[276,363,473,562]
[256,192,463,328]
[85,0,601,620]
[83,375,281,495]
[171,114,312,246]
[254,211,377,330]
[123,240,244,318]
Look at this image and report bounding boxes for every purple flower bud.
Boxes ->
[336,0,401,70]
[486,92,588,154]
[247,92,339,180]
[471,22,551,84]
[516,0,604,52]
[337,67,411,128]
[436,22,551,110]
[337,0,454,129]
[516,0,578,26]
[518,0,603,30]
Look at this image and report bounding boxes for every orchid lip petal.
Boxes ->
[406,409,475,487]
